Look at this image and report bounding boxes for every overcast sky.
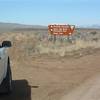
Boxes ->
[0,0,99,26]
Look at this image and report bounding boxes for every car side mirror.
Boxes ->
[2,41,12,47]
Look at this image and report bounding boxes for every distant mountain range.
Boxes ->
[78,24,100,29]
[0,22,47,32]
[0,22,100,32]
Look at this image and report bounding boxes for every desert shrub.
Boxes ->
[1,31,100,58]
[92,38,98,42]
[90,31,97,35]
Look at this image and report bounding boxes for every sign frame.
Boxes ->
[48,24,75,36]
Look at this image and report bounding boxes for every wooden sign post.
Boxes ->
[48,24,75,42]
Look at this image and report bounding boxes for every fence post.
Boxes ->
[53,35,56,43]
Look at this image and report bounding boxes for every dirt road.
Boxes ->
[61,73,100,100]
[1,50,100,100]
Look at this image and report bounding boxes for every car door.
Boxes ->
[0,48,6,84]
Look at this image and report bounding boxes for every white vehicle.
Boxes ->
[0,41,12,94]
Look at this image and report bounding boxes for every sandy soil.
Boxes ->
[0,49,100,100]
[61,73,100,100]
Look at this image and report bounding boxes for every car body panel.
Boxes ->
[0,48,8,85]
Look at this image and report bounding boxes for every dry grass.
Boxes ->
[0,29,100,59]
[34,39,100,57]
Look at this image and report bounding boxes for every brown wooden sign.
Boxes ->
[48,25,75,35]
